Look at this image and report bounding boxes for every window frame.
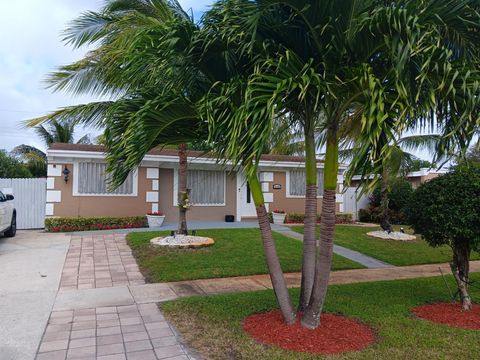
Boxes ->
[285,169,324,198]
[173,168,227,207]
[72,161,139,197]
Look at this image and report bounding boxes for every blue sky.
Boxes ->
[0,0,214,152]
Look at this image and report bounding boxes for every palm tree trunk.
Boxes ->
[301,129,338,329]
[299,127,317,311]
[248,171,296,325]
[380,170,392,232]
[177,143,188,235]
[450,243,472,310]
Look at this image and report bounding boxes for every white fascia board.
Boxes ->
[48,149,348,171]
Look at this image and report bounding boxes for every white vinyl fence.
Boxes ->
[0,178,46,229]
[343,186,371,221]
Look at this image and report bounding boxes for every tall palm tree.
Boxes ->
[206,0,480,328]
[28,0,296,322]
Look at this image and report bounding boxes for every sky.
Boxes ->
[0,0,213,153]
[0,0,443,161]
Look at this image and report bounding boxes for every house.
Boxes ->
[45,143,347,222]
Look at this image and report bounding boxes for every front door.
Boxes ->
[236,172,257,221]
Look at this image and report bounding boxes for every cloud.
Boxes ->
[0,0,221,152]
[0,0,103,152]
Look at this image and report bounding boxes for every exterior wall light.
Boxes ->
[62,165,70,183]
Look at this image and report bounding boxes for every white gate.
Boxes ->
[343,186,371,221]
[0,178,46,229]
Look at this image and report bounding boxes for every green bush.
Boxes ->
[276,212,353,224]
[362,178,413,224]
[408,166,480,251]
[408,166,480,308]
[45,216,148,232]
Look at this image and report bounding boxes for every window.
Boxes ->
[185,170,225,205]
[287,169,324,197]
[75,162,137,196]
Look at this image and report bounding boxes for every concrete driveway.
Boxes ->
[0,231,69,360]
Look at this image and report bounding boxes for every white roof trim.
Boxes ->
[47,149,348,170]
[351,167,448,181]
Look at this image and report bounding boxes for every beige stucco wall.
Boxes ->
[52,164,151,217]
[157,168,237,222]
[269,171,323,213]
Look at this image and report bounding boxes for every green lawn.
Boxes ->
[127,228,363,282]
[289,224,480,266]
[161,274,480,359]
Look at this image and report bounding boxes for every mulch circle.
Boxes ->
[243,310,375,354]
[412,302,480,330]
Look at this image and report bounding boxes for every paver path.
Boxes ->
[271,224,392,268]
[131,261,480,301]
[36,234,196,360]
[60,234,145,290]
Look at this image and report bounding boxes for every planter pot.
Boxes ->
[272,212,287,224]
[146,215,165,228]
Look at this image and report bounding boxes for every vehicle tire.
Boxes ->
[4,212,16,237]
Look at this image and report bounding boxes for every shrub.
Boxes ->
[408,166,480,310]
[361,178,413,224]
[45,216,148,232]
[279,212,353,224]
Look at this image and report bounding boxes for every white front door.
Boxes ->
[236,172,257,221]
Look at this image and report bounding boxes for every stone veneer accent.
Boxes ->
[146,168,160,213]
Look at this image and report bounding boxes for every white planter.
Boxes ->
[147,215,165,227]
[272,212,287,224]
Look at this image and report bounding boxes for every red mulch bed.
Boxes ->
[243,310,375,354]
[412,302,480,330]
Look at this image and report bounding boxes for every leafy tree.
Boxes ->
[408,166,480,310]
[0,150,32,178]
[11,145,47,177]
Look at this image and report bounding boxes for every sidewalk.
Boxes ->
[271,224,392,268]
[117,261,480,303]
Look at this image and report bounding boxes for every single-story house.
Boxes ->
[46,143,347,222]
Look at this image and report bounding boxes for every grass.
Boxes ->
[126,228,364,282]
[289,224,480,266]
[161,274,480,359]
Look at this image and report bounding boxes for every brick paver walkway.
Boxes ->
[36,234,194,360]
[36,304,187,360]
[60,235,145,290]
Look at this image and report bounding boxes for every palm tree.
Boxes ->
[341,125,441,232]
[11,145,47,177]
[207,0,480,328]
[28,0,297,322]
[14,120,91,177]
[34,119,91,146]
[28,1,202,235]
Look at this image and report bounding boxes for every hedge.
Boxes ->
[45,216,148,232]
[268,212,353,224]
